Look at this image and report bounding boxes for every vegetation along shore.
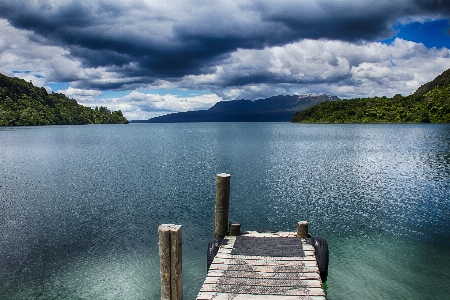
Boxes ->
[292,68,450,123]
[1,67,449,126]
[0,73,128,126]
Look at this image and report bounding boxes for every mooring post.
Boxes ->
[215,173,231,239]
[297,221,309,238]
[229,222,241,236]
[158,224,183,300]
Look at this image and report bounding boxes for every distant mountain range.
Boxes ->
[132,94,339,123]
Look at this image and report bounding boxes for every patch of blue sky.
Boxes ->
[12,70,31,74]
[12,70,44,78]
[46,82,70,90]
[381,18,450,49]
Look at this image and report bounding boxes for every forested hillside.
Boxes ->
[292,69,450,123]
[0,73,128,126]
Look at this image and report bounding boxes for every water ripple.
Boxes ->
[0,123,449,299]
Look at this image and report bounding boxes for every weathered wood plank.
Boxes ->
[208,264,320,273]
[205,269,322,279]
[200,285,325,296]
[214,253,316,260]
[237,231,298,238]
[197,292,326,300]
[220,241,314,251]
[211,259,317,266]
[202,277,323,287]
[197,292,325,299]
[210,259,318,267]
[217,248,315,255]
[218,243,313,250]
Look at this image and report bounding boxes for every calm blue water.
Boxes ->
[0,123,449,299]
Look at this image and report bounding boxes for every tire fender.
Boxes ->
[207,238,221,271]
[307,237,329,282]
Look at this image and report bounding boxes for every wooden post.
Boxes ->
[159,225,171,300]
[158,224,183,300]
[297,221,308,238]
[170,225,182,300]
[215,173,231,239]
[229,222,241,236]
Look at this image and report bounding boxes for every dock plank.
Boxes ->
[215,252,316,259]
[201,281,323,290]
[202,277,322,287]
[197,292,326,300]
[218,248,315,255]
[211,258,318,266]
[208,264,320,272]
[205,269,321,280]
[200,285,325,295]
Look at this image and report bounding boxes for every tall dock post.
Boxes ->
[158,224,183,300]
[214,173,231,239]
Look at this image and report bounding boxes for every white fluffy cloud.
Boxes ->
[57,87,102,102]
[76,91,222,120]
[183,38,450,100]
[1,1,450,120]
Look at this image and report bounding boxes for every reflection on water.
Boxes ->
[0,123,449,299]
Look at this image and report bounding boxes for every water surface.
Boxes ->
[1,123,449,299]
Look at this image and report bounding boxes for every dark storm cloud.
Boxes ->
[414,0,450,13]
[1,0,449,90]
[255,2,388,41]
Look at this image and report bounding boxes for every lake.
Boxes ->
[1,123,449,299]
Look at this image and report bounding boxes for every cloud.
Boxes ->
[56,87,102,102]
[77,91,222,120]
[1,1,450,119]
[1,0,449,88]
[0,19,73,78]
[73,37,450,119]
[180,38,450,100]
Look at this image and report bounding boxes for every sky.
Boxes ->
[1,0,450,120]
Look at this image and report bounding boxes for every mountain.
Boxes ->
[0,73,128,126]
[135,94,338,123]
[414,68,450,97]
[292,68,450,124]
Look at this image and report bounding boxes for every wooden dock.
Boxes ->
[196,231,326,300]
[158,174,328,300]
